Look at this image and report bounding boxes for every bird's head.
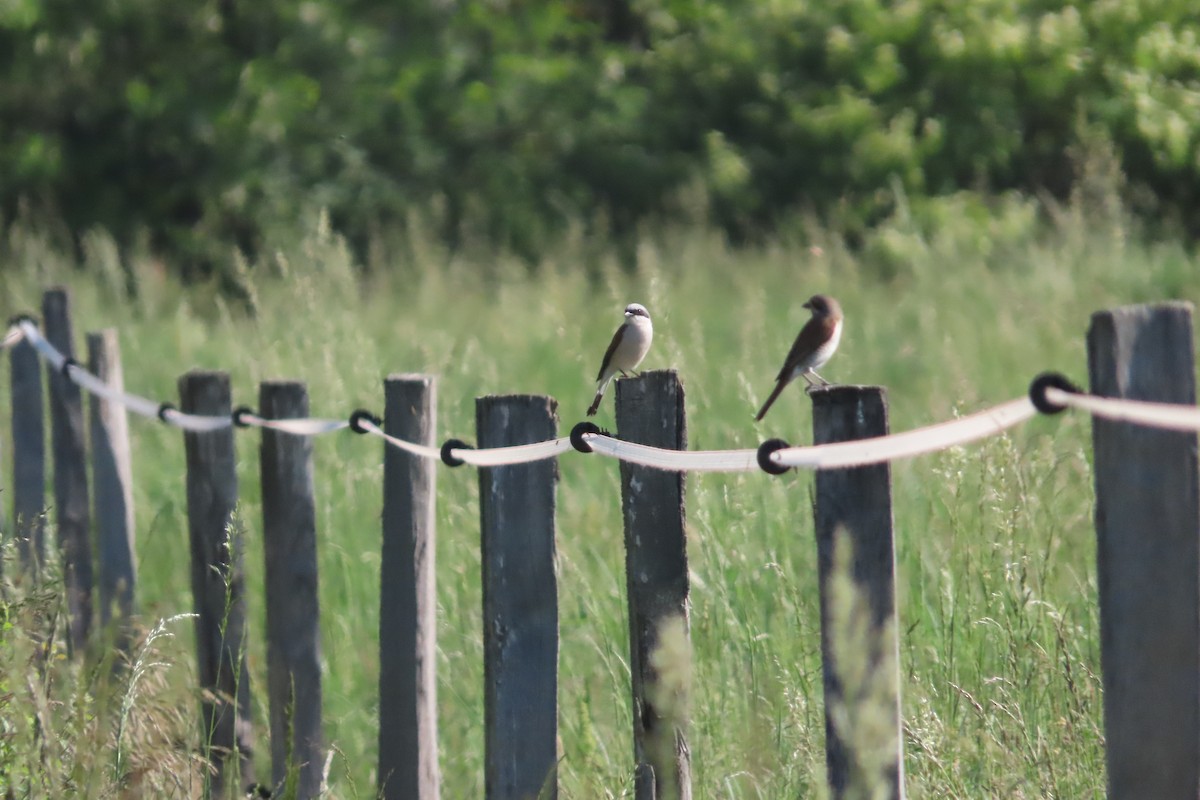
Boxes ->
[803,294,841,320]
[624,303,651,320]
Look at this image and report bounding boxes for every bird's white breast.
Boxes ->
[805,317,842,372]
[613,315,653,371]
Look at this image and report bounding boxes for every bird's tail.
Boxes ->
[587,376,612,416]
[754,381,788,422]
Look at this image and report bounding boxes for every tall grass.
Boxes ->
[0,191,1192,796]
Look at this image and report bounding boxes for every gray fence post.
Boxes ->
[10,328,45,575]
[379,375,440,800]
[181,370,256,796]
[43,287,92,654]
[88,329,136,638]
[1087,301,1200,799]
[812,385,904,800]
[476,394,559,800]
[616,370,692,800]
[260,381,324,799]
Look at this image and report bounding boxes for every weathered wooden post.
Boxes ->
[1087,302,1200,799]
[88,329,136,637]
[811,385,904,800]
[476,394,559,799]
[10,324,45,575]
[260,381,324,799]
[181,370,256,796]
[43,287,92,654]
[378,375,440,800]
[616,370,692,800]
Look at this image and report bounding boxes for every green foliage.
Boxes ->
[3,0,1200,271]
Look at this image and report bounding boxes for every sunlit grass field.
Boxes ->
[2,193,1197,797]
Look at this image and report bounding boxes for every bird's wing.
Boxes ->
[775,321,815,382]
[596,323,628,381]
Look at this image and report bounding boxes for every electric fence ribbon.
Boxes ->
[7,320,1200,473]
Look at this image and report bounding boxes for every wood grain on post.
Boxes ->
[260,381,324,799]
[379,375,440,800]
[180,371,256,796]
[43,287,92,654]
[476,394,559,800]
[615,370,692,800]
[1087,302,1200,799]
[812,385,904,800]
[11,332,46,575]
[88,329,136,635]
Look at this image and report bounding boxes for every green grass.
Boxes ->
[0,193,1195,797]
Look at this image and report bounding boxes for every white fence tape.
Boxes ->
[2,327,24,350]
[583,436,759,472]
[68,362,164,419]
[11,319,1200,473]
[451,437,575,467]
[771,397,1038,470]
[236,413,349,436]
[20,320,235,433]
[358,419,444,460]
[1047,386,1200,432]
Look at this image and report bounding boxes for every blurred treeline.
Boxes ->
[2,0,1199,274]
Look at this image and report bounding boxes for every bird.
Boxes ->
[754,294,843,422]
[587,303,654,416]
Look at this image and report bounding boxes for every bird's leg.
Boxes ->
[619,370,630,378]
[802,370,829,394]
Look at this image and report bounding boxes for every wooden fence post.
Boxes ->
[811,385,904,800]
[379,375,440,800]
[616,370,692,800]
[181,370,256,796]
[476,394,559,799]
[88,329,136,638]
[43,287,92,654]
[1087,302,1200,799]
[260,381,324,799]
[11,329,45,575]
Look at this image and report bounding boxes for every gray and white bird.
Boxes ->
[587,303,654,416]
[755,294,843,422]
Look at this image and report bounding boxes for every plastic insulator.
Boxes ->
[441,438,473,467]
[60,357,79,378]
[232,406,255,428]
[349,409,382,434]
[1029,372,1081,415]
[157,402,177,423]
[757,438,792,475]
[570,421,601,453]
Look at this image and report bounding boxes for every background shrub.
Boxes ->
[2,0,1198,272]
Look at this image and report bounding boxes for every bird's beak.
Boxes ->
[802,301,812,310]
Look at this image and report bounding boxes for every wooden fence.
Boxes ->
[4,286,1199,800]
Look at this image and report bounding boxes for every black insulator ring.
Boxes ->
[8,313,36,328]
[349,409,382,434]
[570,421,601,453]
[440,438,473,467]
[757,438,792,475]
[157,402,177,423]
[1029,372,1082,415]
[60,357,79,378]
[232,406,254,428]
